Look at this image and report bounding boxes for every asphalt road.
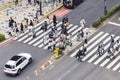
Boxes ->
[36,15,120,80]
[0,41,53,80]
[1,0,120,80]
[37,56,120,80]
[60,0,120,26]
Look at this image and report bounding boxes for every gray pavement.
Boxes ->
[33,56,120,80]
[0,0,62,38]
[0,40,53,80]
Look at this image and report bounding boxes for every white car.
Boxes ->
[3,53,32,75]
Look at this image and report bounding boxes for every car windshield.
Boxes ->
[5,64,15,69]
[10,55,22,61]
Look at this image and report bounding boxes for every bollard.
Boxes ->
[48,60,53,65]
[37,67,42,72]
[41,65,45,70]
[34,70,38,76]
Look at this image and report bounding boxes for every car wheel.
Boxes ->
[29,58,32,64]
[17,69,21,75]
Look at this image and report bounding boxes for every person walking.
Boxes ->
[15,0,18,5]
[82,45,87,56]
[29,20,34,26]
[44,21,48,31]
[97,44,102,56]
[53,15,57,27]
[28,0,31,5]
[48,39,52,50]
[107,47,115,60]
[80,18,86,28]
[20,23,24,33]
[114,40,119,52]
[34,0,37,6]
[14,21,19,35]
[77,31,80,41]
[110,35,114,49]
[84,32,88,44]
[52,39,56,51]
[80,29,84,39]
[9,17,14,29]
[76,48,83,62]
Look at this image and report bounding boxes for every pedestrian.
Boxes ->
[20,23,24,33]
[114,40,119,52]
[35,11,38,20]
[84,32,88,44]
[62,16,69,24]
[28,0,31,5]
[77,31,80,41]
[76,48,83,62]
[34,0,37,6]
[44,21,48,31]
[52,39,56,51]
[65,40,71,52]
[53,15,57,27]
[49,32,54,39]
[15,0,18,5]
[107,47,115,60]
[80,18,86,28]
[7,27,13,36]
[43,35,48,45]
[82,45,86,56]
[80,29,84,38]
[46,16,50,25]
[67,33,72,41]
[97,44,103,56]
[9,17,14,29]
[31,26,36,38]
[14,21,19,34]
[48,39,52,50]
[110,35,114,48]
[29,20,34,26]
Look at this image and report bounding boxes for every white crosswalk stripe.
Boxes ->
[70,31,120,72]
[70,32,104,57]
[13,21,89,50]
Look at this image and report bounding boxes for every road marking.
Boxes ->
[82,33,109,61]
[70,32,104,57]
[106,56,120,69]
[108,22,120,27]
[100,36,120,67]
[113,62,120,71]
[49,65,54,70]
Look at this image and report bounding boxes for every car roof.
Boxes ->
[6,60,16,66]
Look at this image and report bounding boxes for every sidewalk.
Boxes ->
[0,0,63,38]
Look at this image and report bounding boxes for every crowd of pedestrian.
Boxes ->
[41,15,73,53]
[76,35,120,62]
[7,16,37,38]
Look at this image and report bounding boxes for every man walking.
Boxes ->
[80,18,86,28]
[53,15,57,27]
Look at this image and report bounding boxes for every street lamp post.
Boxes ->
[39,1,42,15]
[104,0,107,15]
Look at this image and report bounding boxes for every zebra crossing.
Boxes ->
[70,31,120,72]
[13,20,89,49]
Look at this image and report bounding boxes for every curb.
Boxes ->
[43,4,64,18]
[0,0,22,11]
[0,37,13,46]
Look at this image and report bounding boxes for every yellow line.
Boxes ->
[0,0,21,11]
[43,4,64,18]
